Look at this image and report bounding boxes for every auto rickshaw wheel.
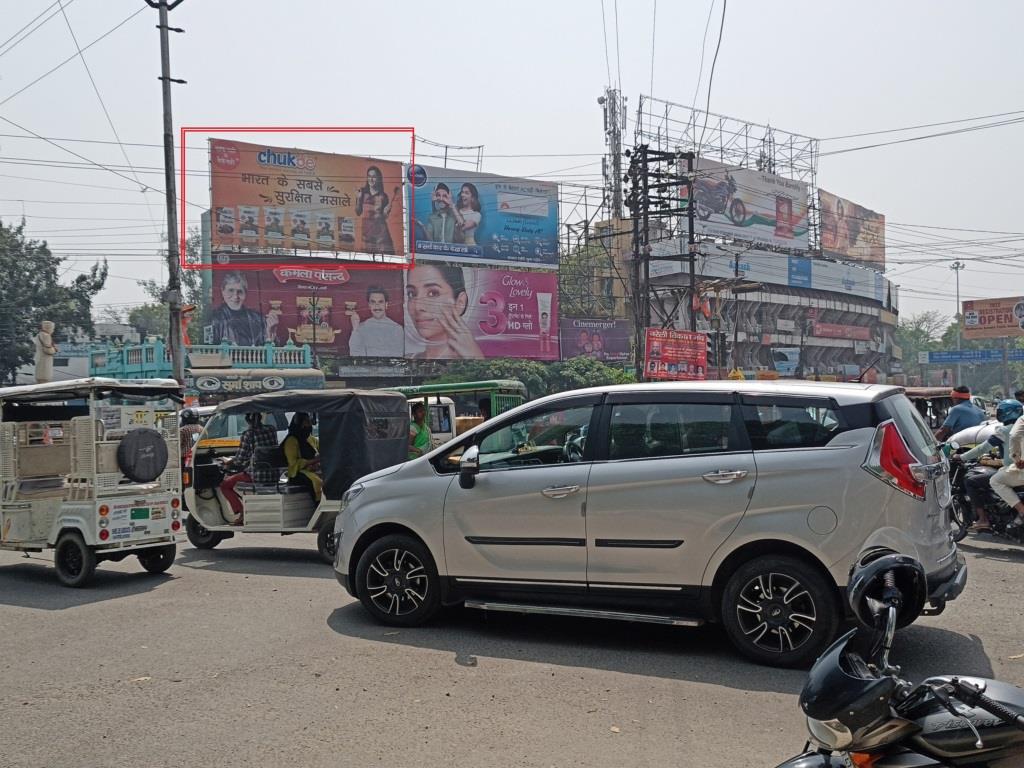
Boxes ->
[137,544,176,574]
[185,515,224,549]
[355,533,441,627]
[54,531,97,588]
[316,525,337,565]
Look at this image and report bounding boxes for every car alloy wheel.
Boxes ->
[735,571,817,654]
[365,547,430,617]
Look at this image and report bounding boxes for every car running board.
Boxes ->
[463,600,704,627]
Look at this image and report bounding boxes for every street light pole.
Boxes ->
[950,260,965,386]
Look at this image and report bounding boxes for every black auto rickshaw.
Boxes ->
[182,389,407,563]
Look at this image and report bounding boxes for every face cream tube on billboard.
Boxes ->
[536,292,552,352]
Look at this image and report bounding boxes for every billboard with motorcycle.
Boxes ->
[685,159,809,250]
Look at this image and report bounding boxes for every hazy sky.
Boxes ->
[1,0,1021,323]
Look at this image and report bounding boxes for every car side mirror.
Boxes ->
[459,445,480,489]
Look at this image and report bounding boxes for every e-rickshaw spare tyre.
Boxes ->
[116,428,168,483]
[137,543,176,574]
[185,515,228,549]
[54,531,97,588]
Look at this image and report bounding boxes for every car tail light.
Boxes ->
[864,420,926,500]
[98,505,110,517]
[171,497,180,509]
[171,520,181,532]
[182,468,191,488]
[99,528,110,541]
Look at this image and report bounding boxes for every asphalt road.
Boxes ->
[1,534,1021,768]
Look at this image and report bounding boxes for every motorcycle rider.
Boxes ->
[990,407,1024,530]
[953,399,1024,533]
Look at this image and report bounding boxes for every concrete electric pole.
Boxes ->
[145,0,186,383]
[950,260,965,386]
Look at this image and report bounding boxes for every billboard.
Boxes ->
[403,264,559,360]
[208,266,406,357]
[688,159,808,250]
[812,322,872,341]
[819,189,885,269]
[963,296,1024,339]
[559,317,632,362]
[210,139,405,259]
[407,164,558,268]
[643,329,707,380]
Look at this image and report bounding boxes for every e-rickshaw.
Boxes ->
[383,380,528,449]
[0,378,183,586]
[182,389,407,563]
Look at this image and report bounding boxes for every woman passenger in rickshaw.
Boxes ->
[282,412,322,501]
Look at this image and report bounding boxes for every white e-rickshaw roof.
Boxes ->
[0,377,181,404]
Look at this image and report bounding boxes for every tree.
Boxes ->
[0,220,107,384]
[546,356,635,393]
[895,311,949,384]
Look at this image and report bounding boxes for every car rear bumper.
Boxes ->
[927,549,967,607]
[335,568,354,597]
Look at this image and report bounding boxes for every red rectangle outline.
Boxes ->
[180,126,416,272]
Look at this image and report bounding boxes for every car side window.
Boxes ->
[742,400,845,450]
[607,402,737,460]
[435,404,594,473]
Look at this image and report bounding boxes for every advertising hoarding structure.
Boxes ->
[558,317,632,363]
[207,263,560,362]
[684,158,809,251]
[818,189,885,270]
[962,296,1024,340]
[643,329,708,381]
[209,139,406,265]
[407,164,559,269]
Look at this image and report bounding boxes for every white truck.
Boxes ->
[0,378,183,586]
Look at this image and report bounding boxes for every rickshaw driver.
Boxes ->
[219,412,279,525]
[283,412,322,501]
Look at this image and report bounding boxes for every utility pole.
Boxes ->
[146,0,187,382]
[600,88,625,216]
[950,260,965,386]
[686,153,697,331]
[732,251,740,370]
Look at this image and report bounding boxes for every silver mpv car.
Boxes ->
[334,382,967,667]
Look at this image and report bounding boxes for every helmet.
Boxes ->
[996,398,1023,425]
[180,408,199,425]
[847,550,926,630]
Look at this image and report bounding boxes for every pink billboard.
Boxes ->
[403,264,559,360]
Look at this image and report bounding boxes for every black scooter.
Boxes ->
[775,551,1024,767]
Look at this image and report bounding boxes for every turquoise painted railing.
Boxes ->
[89,340,313,378]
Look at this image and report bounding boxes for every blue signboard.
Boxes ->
[788,255,812,288]
[408,165,558,268]
[927,349,1024,364]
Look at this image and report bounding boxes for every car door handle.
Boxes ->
[541,485,581,499]
[701,470,748,485]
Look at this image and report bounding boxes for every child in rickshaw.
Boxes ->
[282,412,321,501]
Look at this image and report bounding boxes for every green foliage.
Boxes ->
[427,356,635,399]
[127,304,168,338]
[136,227,206,339]
[0,220,107,384]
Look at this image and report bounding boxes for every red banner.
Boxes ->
[643,328,708,380]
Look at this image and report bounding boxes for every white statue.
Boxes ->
[33,320,58,384]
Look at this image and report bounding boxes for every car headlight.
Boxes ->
[806,717,853,750]
[341,483,364,513]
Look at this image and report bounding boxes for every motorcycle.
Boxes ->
[694,172,745,224]
[948,457,1024,545]
[775,550,1024,767]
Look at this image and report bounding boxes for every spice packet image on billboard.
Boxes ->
[215,206,236,236]
[337,216,356,244]
[290,210,310,245]
[263,206,285,240]
[316,213,335,246]
[238,206,260,241]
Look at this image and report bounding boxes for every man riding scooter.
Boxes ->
[953,399,1024,533]
[992,406,1024,532]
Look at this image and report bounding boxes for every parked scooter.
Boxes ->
[694,172,745,224]
[775,550,1024,767]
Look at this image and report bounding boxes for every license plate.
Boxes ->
[130,507,150,520]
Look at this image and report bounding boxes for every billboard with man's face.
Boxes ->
[207,266,406,358]
[407,165,558,268]
[819,189,885,269]
[210,140,405,261]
